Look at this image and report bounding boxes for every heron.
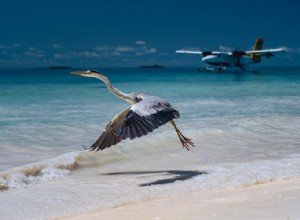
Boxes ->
[71,70,194,151]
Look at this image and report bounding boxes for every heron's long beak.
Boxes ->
[71,71,85,75]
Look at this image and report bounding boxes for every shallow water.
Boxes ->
[0,67,300,219]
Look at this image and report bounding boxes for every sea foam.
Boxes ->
[0,151,81,190]
[191,157,300,191]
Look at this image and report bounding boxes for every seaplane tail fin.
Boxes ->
[250,37,264,63]
[254,37,263,50]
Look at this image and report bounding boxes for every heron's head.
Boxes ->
[71,70,101,78]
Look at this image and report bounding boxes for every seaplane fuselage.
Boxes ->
[202,52,254,67]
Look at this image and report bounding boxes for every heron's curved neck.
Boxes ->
[94,73,134,103]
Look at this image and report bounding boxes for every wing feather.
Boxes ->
[89,94,180,151]
[129,123,137,139]
[90,107,131,151]
[120,95,179,140]
[134,118,149,135]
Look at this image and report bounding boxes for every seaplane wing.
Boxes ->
[176,50,203,55]
[176,48,285,56]
[176,50,230,56]
[245,48,286,55]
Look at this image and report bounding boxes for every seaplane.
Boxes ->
[176,38,285,72]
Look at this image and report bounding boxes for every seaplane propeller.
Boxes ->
[232,50,246,69]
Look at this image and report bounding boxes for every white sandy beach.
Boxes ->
[60,178,300,220]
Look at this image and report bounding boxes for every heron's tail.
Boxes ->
[82,145,91,150]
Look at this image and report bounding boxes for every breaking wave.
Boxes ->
[0,151,81,190]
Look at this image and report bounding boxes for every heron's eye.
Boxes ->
[87,70,98,73]
[135,97,142,102]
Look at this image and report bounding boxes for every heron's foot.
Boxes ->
[178,133,195,151]
[169,120,195,151]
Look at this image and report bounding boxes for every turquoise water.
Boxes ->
[1,67,300,168]
[1,67,300,219]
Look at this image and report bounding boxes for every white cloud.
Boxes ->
[135,40,146,45]
[28,47,38,51]
[0,43,23,50]
[145,48,157,53]
[53,44,62,49]
[115,46,135,53]
[219,45,233,51]
[24,50,45,58]
[92,43,159,58]
[94,45,112,51]
[135,52,144,56]
[111,51,122,57]
[178,47,200,51]
[54,53,69,59]
[70,51,99,58]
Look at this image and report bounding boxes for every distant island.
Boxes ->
[37,66,72,70]
[47,66,71,69]
[139,64,164,69]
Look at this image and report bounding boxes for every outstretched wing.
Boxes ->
[90,107,131,151]
[90,95,179,151]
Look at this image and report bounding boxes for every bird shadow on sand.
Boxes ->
[103,170,207,187]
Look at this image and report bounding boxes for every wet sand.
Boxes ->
[60,178,300,220]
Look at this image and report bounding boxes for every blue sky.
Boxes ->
[0,0,299,68]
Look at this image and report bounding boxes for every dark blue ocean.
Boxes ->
[1,67,300,219]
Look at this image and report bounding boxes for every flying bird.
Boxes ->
[71,70,194,151]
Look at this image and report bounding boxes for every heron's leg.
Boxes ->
[169,120,195,150]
